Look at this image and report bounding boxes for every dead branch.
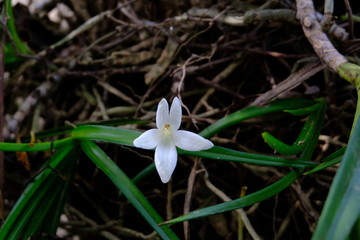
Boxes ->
[175,8,348,41]
[249,60,324,106]
[295,0,347,71]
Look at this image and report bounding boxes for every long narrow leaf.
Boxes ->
[19,118,145,143]
[164,99,326,225]
[163,170,301,225]
[312,117,360,240]
[3,0,32,56]
[304,147,346,175]
[79,140,179,240]
[200,98,315,138]
[261,131,304,155]
[0,138,72,152]
[20,183,66,238]
[178,146,317,168]
[0,143,78,239]
[0,125,316,168]
[298,99,326,161]
[72,125,140,146]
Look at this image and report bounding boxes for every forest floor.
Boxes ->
[2,0,360,239]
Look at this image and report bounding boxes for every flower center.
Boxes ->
[162,124,172,137]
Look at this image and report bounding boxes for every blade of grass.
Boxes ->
[0,126,316,168]
[178,146,318,168]
[4,43,18,63]
[73,125,317,168]
[4,172,58,239]
[20,181,67,238]
[0,142,78,239]
[164,99,326,225]
[200,98,315,138]
[0,99,316,152]
[163,169,301,225]
[79,140,179,240]
[312,117,360,240]
[0,119,144,151]
[71,125,140,146]
[0,126,141,152]
[0,125,141,152]
[304,147,345,175]
[261,99,325,156]
[297,98,326,161]
[19,118,145,143]
[0,137,72,152]
[3,0,32,55]
[38,150,78,235]
[261,132,304,155]
[283,102,321,116]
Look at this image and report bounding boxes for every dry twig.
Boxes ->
[296,0,347,71]
[249,60,323,106]
[201,164,262,240]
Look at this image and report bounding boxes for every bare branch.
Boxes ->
[296,0,347,71]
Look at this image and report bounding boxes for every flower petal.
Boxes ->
[173,130,214,151]
[155,142,177,183]
[156,98,169,129]
[133,129,161,149]
[169,97,182,130]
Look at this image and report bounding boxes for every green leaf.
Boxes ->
[72,125,317,168]
[179,146,317,168]
[298,99,326,161]
[19,118,145,143]
[3,0,32,56]
[312,117,360,240]
[261,132,304,155]
[304,147,345,175]
[0,125,315,168]
[283,103,321,115]
[200,98,315,138]
[261,100,325,156]
[164,99,326,226]
[0,137,72,152]
[79,140,179,240]
[163,170,301,225]
[4,43,19,64]
[0,120,143,152]
[0,143,78,239]
[71,125,140,146]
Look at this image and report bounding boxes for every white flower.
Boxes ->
[133,97,214,183]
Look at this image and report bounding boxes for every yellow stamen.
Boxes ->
[162,124,172,136]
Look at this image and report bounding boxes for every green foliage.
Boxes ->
[304,147,345,175]
[0,98,356,239]
[179,146,317,168]
[163,170,302,225]
[1,0,33,63]
[80,140,179,240]
[262,100,325,156]
[165,97,326,225]
[0,143,78,239]
[261,132,304,155]
[199,98,315,138]
[312,115,360,240]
